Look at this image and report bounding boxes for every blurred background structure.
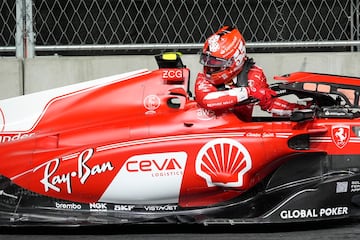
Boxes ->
[0,0,360,98]
[1,0,359,57]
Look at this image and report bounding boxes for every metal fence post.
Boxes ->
[357,0,360,51]
[15,0,24,58]
[15,0,35,58]
[25,0,35,58]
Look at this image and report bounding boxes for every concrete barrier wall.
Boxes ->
[1,52,360,100]
[0,58,23,99]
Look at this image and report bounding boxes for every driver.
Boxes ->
[195,26,304,121]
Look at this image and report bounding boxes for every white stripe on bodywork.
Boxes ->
[10,132,248,181]
[0,69,149,132]
[99,151,188,204]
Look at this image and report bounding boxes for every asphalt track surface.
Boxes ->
[1,220,360,240]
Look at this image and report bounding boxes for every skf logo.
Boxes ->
[195,138,252,188]
[332,125,350,149]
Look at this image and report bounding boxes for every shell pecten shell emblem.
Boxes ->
[195,138,252,188]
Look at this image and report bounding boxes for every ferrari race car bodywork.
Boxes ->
[0,53,360,226]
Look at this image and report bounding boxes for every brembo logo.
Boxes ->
[195,138,252,188]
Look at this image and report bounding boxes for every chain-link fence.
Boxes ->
[1,0,360,57]
[0,0,16,55]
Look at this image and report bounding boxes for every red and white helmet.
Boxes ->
[200,26,246,85]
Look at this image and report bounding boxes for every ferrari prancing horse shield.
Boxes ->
[331,125,350,149]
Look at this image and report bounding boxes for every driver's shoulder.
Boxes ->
[248,65,266,80]
[249,64,264,73]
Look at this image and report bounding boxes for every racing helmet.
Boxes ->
[200,26,246,85]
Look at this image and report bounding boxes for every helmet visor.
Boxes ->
[200,53,233,68]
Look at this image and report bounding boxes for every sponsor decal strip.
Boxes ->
[310,139,332,143]
[275,133,292,138]
[96,132,248,152]
[96,132,292,153]
[61,152,80,161]
[349,137,360,142]
[311,136,360,143]
[10,131,289,182]
[96,131,292,153]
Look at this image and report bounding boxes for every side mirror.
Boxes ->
[169,87,187,97]
[290,109,315,122]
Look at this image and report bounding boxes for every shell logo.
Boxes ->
[195,138,252,188]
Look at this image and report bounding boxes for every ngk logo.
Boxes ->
[89,202,107,212]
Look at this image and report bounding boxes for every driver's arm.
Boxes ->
[195,73,249,110]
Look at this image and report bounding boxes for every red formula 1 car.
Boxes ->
[0,53,360,226]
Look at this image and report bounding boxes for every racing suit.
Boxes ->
[195,65,303,121]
